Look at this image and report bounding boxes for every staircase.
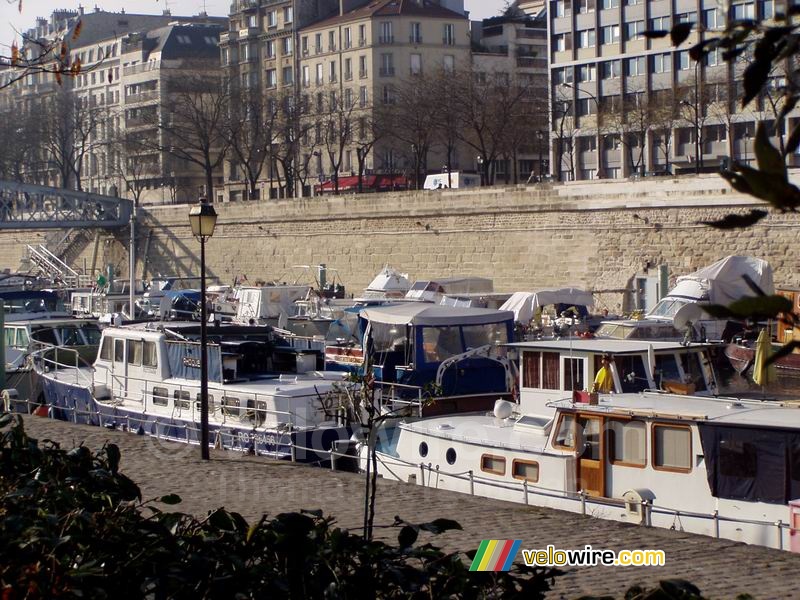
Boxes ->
[25,242,93,287]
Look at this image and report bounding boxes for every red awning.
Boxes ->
[315,175,409,194]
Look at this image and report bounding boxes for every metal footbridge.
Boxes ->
[0,181,133,229]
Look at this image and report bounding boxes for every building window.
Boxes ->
[316,63,323,85]
[344,27,352,49]
[282,37,293,56]
[267,10,277,28]
[731,2,755,19]
[410,53,422,75]
[481,454,506,476]
[600,0,618,8]
[649,15,671,31]
[410,22,422,43]
[554,0,571,17]
[576,98,596,116]
[302,65,310,87]
[282,66,293,85]
[329,30,336,52]
[601,60,620,79]
[382,85,394,104]
[359,24,367,46]
[608,419,646,466]
[344,88,353,108]
[301,36,309,55]
[380,53,394,76]
[266,69,277,88]
[675,12,697,24]
[284,6,293,23]
[359,85,368,107]
[265,40,275,58]
[601,24,619,45]
[380,21,393,44]
[443,23,456,45]
[578,63,596,82]
[760,0,774,19]
[676,51,691,71]
[512,460,540,482]
[576,0,595,13]
[443,54,455,72]
[554,32,571,52]
[705,48,721,66]
[554,66,574,84]
[344,57,352,80]
[703,8,724,30]
[625,20,645,41]
[576,29,595,48]
[315,33,322,53]
[653,424,692,471]
[359,55,368,77]
[624,56,645,76]
[651,53,671,74]
[329,60,337,82]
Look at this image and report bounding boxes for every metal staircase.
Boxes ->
[25,244,93,287]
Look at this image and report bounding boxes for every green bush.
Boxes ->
[0,414,559,599]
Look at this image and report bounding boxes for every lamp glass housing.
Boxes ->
[189,203,217,238]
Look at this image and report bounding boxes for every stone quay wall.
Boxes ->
[1,174,798,311]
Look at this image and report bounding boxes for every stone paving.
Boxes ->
[19,416,800,599]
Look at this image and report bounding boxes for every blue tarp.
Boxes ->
[166,340,223,383]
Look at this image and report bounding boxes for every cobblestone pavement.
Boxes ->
[19,417,800,599]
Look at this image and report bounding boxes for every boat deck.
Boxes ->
[20,416,800,600]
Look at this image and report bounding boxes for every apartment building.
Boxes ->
[0,8,225,204]
[547,0,793,181]
[297,0,471,187]
[472,9,550,182]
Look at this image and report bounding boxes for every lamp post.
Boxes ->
[536,130,544,178]
[561,82,603,178]
[477,155,484,186]
[744,131,752,165]
[189,198,217,461]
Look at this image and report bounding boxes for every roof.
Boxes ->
[360,303,514,326]
[309,0,467,29]
[507,339,715,354]
[143,23,223,60]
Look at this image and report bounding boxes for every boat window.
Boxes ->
[419,442,428,457]
[143,341,158,368]
[80,325,102,346]
[563,358,585,392]
[595,323,625,339]
[648,298,688,319]
[253,400,267,425]
[173,390,190,409]
[195,393,215,413]
[57,327,81,346]
[679,353,708,392]
[370,322,406,353]
[152,386,169,406]
[791,442,800,500]
[481,454,506,476]
[608,419,646,466]
[462,323,509,349]
[222,396,241,416]
[100,337,113,360]
[4,327,15,348]
[553,413,576,449]
[31,327,58,346]
[16,328,28,348]
[422,326,463,363]
[127,340,143,366]
[512,459,539,482]
[653,424,692,472]
[114,338,125,363]
[522,351,541,388]
[654,354,681,387]
[542,352,560,390]
[579,418,601,460]
[616,355,649,393]
[446,448,457,465]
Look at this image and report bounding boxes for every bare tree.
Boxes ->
[225,86,277,200]
[552,87,577,181]
[272,90,316,198]
[429,69,461,187]
[152,73,231,200]
[318,89,359,195]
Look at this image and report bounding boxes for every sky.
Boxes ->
[0,0,506,51]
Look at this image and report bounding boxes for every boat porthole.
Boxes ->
[419,442,428,457]
[446,448,457,465]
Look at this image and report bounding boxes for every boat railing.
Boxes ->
[373,381,425,417]
[30,345,95,388]
[364,450,791,550]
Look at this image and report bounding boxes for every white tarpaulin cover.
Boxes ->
[500,288,595,323]
[359,303,514,326]
[671,256,774,305]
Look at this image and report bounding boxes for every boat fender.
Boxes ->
[1,389,19,412]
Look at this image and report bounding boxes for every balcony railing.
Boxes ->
[124,90,159,104]
[409,35,423,44]
[358,38,367,47]
[378,35,394,44]
[359,69,368,78]
[123,62,160,76]
[379,67,395,77]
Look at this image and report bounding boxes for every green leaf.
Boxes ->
[754,121,787,179]
[784,120,800,157]
[159,494,182,505]
[106,443,120,475]
[766,341,800,367]
[706,295,793,321]
[742,59,772,107]
[699,209,769,229]
[419,518,463,534]
[670,22,693,46]
[724,163,800,211]
[398,525,418,548]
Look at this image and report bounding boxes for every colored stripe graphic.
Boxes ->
[469,540,522,572]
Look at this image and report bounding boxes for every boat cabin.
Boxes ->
[233,285,311,325]
[4,318,101,370]
[1,290,70,321]
[404,277,493,304]
[508,339,718,415]
[359,304,514,397]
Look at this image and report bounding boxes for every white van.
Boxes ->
[423,171,481,190]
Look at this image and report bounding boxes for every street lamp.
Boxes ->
[560,82,603,178]
[743,130,752,166]
[536,130,544,178]
[477,155,484,185]
[189,198,217,461]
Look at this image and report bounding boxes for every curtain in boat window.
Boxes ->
[653,425,691,470]
[700,424,791,504]
[608,419,646,465]
[542,352,560,390]
[522,352,541,388]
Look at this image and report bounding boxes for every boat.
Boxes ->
[362,337,800,550]
[404,277,494,304]
[358,266,411,300]
[500,288,597,338]
[595,256,774,342]
[29,322,352,463]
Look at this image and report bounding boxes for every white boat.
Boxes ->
[358,339,800,550]
[30,322,351,462]
[404,277,494,304]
